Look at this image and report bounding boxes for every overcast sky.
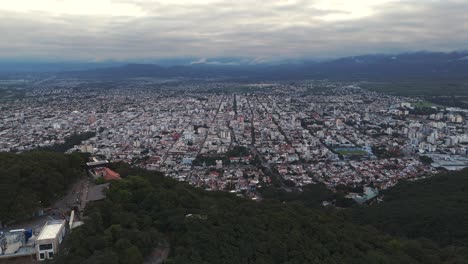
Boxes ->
[0,0,467,62]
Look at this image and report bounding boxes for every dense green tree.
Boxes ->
[419,155,434,165]
[0,151,86,224]
[35,132,96,152]
[55,166,468,263]
[349,168,468,248]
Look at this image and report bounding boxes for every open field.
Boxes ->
[360,79,468,97]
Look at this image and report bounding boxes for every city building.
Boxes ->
[35,220,66,262]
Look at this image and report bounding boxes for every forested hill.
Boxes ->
[56,164,468,264]
[0,152,86,224]
[350,168,468,248]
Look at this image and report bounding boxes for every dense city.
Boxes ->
[1,78,467,204]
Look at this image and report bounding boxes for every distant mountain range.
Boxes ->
[3,51,468,80]
[62,51,468,81]
[311,51,468,80]
[0,62,124,73]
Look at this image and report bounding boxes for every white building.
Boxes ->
[36,220,66,261]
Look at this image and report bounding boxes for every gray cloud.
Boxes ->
[0,0,467,62]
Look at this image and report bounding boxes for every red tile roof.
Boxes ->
[103,167,121,181]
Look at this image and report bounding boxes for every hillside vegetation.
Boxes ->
[0,152,86,224]
[56,164,468,264]
[350,168,468,248]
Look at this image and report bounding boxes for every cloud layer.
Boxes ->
[0,0,467,61]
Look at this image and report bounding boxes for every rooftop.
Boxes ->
[37,220,65,241]
[103,167,121,181]
[87,183,110,202]
[0,231,35,258]
[86,160,109,167]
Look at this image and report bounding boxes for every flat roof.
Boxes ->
[0,247,36,259]
[86,160,109,166]
[0,232,36,257]
[37,220,65,241]
[87,183,110,202]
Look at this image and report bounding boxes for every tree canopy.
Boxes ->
[0,151,86,224]
[35,131,96,152]
[349,168,468,249]
[56,165,468,264]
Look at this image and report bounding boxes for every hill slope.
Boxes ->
[0,152,86,224]
[350,168,468,248]
[56,165,468,264]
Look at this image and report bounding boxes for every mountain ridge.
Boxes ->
[62,51,468,81]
